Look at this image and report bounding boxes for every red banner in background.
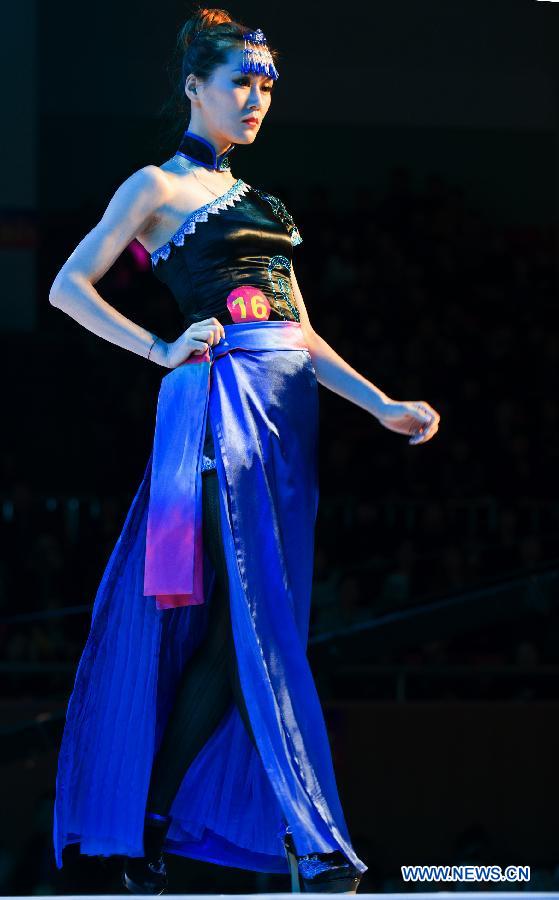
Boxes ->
[0,211,38,250]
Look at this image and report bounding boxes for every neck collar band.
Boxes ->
[176,130,236,172]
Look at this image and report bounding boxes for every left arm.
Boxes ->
[290,265,440,445]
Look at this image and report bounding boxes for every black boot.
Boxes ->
[122,812,172,895]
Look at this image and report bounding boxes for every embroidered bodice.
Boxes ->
[147,129,305,469]
[149,178,303,327]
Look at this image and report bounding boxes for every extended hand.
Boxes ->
[376,399,440,445]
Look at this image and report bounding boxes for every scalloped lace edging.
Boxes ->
[151,179,251,266]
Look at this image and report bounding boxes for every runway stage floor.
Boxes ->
[8,893,558,899]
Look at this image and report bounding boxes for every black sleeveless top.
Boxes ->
[149,173,304,463]
[150,179,303,327]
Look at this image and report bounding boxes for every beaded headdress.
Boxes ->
[190,26,279,80]
[241,28,279,80]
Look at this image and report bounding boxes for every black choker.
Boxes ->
[175,130,236,172]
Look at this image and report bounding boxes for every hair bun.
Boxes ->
[182,6,233,49]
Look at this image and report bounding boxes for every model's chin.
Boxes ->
[234,128,260,144]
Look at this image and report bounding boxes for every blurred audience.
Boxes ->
[1,161,557,900]
[1,165,558,696]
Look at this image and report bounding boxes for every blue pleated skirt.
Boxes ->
[52,322,368,876]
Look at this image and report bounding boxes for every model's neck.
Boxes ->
[176,128,236,172]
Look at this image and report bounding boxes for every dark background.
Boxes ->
[2,0,559,894]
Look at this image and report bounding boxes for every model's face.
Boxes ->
[185,46,275,146]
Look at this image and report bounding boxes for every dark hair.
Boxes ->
[157,5,280,153]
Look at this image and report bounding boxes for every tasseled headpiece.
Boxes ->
[241,28,279,80]
[190,25,279,80]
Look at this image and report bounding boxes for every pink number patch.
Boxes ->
[226,286,271,323]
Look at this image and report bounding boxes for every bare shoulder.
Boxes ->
[50,165,178,291]
[100,163,191,252]
[111,164,173,222]
[136,160,205,207]
[135,160,238,254]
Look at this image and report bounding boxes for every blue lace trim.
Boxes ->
[201,455,217,472]
[151,179,251,267]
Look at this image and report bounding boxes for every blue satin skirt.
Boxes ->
[52,321,368,876]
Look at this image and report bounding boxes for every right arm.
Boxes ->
[49,166,224,366]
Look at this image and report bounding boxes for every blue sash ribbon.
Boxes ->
[143,321,308,609]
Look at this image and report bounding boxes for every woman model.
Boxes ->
[50,6,440,895]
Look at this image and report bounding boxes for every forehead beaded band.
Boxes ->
[189,26,279,80]
[241,28,279,80]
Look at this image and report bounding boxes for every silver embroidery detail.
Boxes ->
[201,454,217,472]
[250,186,303,246]
[267,254,300,322]
[151,179,251,267]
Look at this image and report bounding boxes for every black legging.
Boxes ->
[146,466,258,817]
